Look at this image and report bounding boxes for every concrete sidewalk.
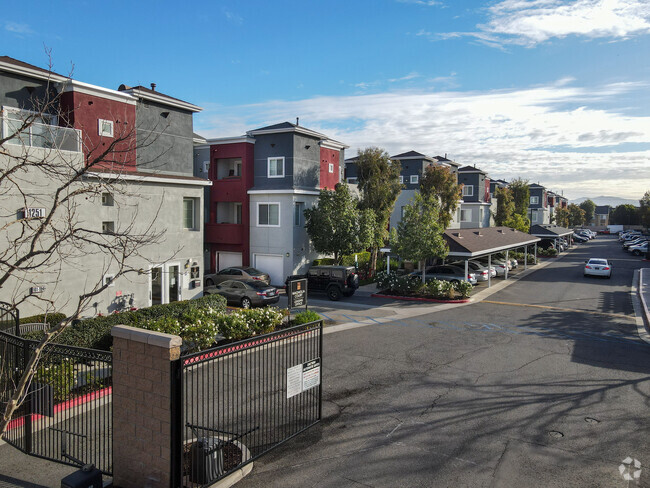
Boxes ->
[638,267,650,334]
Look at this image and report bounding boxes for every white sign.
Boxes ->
[286,358,321,399]
[24,207,46,219]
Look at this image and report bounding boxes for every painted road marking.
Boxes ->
[482,300,636,321]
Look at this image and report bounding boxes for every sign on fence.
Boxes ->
[287,278,308,309]
[286,358,321,399]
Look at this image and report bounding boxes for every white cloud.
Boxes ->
[442,0,650,47]
[4,22,34,36]
[195,80,650,199]
[388,72,421,83]
[398,0,443,5]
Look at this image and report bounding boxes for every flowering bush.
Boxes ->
[216,307,285,340]
[538,248,558,257]
[453,280,473,298]
[376,271,422,294]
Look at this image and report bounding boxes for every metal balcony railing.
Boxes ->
[1,115,82,153]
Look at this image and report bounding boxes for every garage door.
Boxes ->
[254,254,284,286]
[217,252,242,271]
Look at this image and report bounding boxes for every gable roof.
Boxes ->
[434,155,460,167]
[444,227,540,257]
[529,224,573,237]
[247,121,348,149]
[0,55,68,82]
[391,150,429,159]
[118,84,202,113]
[458,165,486,174]
[595,205,611,214]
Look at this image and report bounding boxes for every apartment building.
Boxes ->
[0,56,209,316]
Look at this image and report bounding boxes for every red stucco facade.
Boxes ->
[319,147,340,190]
[60,91,136,171]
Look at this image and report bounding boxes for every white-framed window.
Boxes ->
[233,203,242,224]
[102,193,114,206]
[462,185,473,197]
[104,274,115,287]
[183,197,199,230]
[202,161,210,175]
[530,196,539,205]
[328,163,334,173]
[102,221,115,234]
[531,212,539,223]
[346,177,358,184]
[98,119,114,138]
[399,176,404,184]
[460,209,472,222]
[258,203,280,227]
[267,157,284,178]
[410,175,419,184]
[294,202,305,226]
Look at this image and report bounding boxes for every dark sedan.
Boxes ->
[207,279,280,308]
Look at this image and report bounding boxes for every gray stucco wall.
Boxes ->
[397,159,425,191]
[458,173,480,202]
[0,72,57,114]
[251,132,294,190]
[135,100,194,176]
[0,144,205,317]
[292,133,321,190]
[193,146,211,223]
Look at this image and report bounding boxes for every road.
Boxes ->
[238,236,650,487]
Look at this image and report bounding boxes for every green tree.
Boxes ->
[356,147,403,275]
[419,164,462,229]
[554,206,570,227]
[639,191,650,229]
[503,213,531,233]
[611,204,641,225]
[391,192,448,283]
[494,187,515,226]
[567,204,586,227]
[578,199,596,225]
[304,183,375,263]
[509,178,530,216]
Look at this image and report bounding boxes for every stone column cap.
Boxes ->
[111,324,182,349]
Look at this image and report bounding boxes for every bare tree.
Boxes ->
[0,61,172,435]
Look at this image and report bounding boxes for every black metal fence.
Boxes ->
[0,328,113,475]
[174,321,323,487]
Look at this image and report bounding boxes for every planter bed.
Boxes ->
[372,291,470,303]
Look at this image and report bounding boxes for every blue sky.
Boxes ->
[3,0,650,199]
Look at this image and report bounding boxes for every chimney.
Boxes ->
[150,83,156,91]
[296,117,299,126]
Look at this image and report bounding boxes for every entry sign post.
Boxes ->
[288,278,308,310]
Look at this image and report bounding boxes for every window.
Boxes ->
[202,161,210,175]
[98,119,114,137]
[103,274,115,287]
[294,202,305,226]
[101,193,114,206]
[462,185,474,197]
[530,196,539,205]
[102,221,115,234]
[410,175,419,184]
[531,212,538,223]
[183,198,198,230]
[399,176,404,184]
[460,209,472,222]
[328,163,334,173]
[233,203,242,224]
[346,177,358,184]
[267,157,284,178]
[258,203,280,226]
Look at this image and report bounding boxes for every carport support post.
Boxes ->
[534,243,538,263]
[464,260,469,282]
[488,255,492,287]
[505,250,509,280]
[524,246,528,270]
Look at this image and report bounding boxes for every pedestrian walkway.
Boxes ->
[639,267,650,329]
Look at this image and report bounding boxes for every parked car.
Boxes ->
[204,266,270,287]
[477,257,509,276]
[583,258,612,279]
[450,261,494,282]
[409,265,477,285]
[287,265,359,301]
[573,234,588,243]
[208,279,280,308]
[629,241,649,256]
[623,237,647,251]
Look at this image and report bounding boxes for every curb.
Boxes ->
[638,267,650,335]
[371,293,470,303]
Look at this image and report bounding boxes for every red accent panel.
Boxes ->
[206,223,244,245]
[484,178,491,203]
[60,92,136,171]
[319,147,340,189]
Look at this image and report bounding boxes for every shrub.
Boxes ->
[440,280,455,299]
[292,310,321,325]
[453,280,473,298]
[312,258,336,266]
[36,358,76,402]
[215,307,285,341]
[20,313,66,328]
[538,248,558,257]
[376,271,422,295]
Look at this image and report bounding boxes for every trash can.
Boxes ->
[190,437,225,484]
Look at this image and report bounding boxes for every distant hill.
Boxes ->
[570,196,639,207]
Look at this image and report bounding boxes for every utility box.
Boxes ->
[190,437,225,484]
[60,466,102,488]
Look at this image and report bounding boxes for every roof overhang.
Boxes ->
[0,59,68,83]
[124,87,202,113]
[86,172,212,187]
[62,80,137,105]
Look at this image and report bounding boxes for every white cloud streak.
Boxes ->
[441,0,650,47]
[4,22,34,36]
[196,80,650,199]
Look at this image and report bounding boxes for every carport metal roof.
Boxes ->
[529,224,574,238]
[444,227,541,259]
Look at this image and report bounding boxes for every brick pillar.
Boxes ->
[111,325,181,488]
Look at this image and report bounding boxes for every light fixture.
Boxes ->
[285,252,290,257]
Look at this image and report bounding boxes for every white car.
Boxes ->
[629,242,648,256]
[583,258,612,278]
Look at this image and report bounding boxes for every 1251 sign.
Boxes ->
[23,207,46,219]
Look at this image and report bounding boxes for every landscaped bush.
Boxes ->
[20,313,66,327]
[453,280,473,299]
[292,310,321,325]
[376,271,423,295]
[312,258,336,266]
[377,271,473,300]
[36,358,76,402]
[508,252,536,264]
[538,248,558,257]
[215,307,285,341]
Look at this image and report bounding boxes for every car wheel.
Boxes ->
[205,278,214,287]
[633,250,640,256]
[241,297,252,309]
[327,286,342,301]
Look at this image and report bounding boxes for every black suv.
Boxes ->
[286,265,359,301]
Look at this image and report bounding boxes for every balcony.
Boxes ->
[205,223,245,245]
[1,115,82,153]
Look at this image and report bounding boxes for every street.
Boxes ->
[237,236,650,487]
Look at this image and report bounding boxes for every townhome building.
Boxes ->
[195,122,347,285]
[528,183,551,225]
[457,165,493,229]
[593,205,611,227]
[0,56,209,316]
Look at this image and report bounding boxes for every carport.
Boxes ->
[529,224,575,250]
[443,227,542,287]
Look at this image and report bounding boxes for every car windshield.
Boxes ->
[589,259,608,265]
[243,267,264,275]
